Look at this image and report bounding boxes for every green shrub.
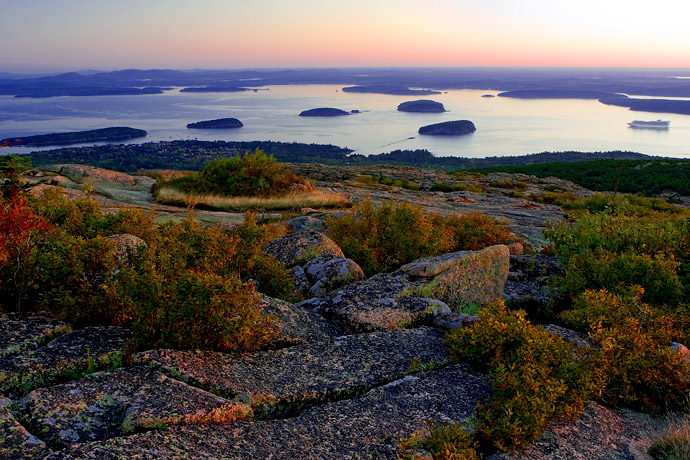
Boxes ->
[399,421,480,460]
[161,149,306,197]
[446,301,602,451]
[327,199,518,276]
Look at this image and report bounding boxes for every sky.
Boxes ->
[2,0,690,73]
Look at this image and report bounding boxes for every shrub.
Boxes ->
[327,199,518,276]
[161,149,307,197]
[446,301,602,451]
[398,421,480,460]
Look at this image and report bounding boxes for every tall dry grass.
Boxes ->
[155,186,351,211]
[650,413,690,460]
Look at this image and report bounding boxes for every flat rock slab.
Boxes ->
[0,313,70,359]
[49,364,491,460]
[488,401,666,460]
[16,365,251,448]
[258,294,342,347]
[135,327,449,418]
[0,326,131,397]
[0,396,51,460]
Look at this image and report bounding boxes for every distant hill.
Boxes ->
[599,96,690,115]
[180,86,249,93]
[2,127,147,147]
[498,90,623,99]
[187,118,244,129]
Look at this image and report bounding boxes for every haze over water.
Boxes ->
[1,85,688,159]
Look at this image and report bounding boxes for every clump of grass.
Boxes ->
[354,174,421,191]
[155,186,350,211]
[650,413,690,460]
[430,183,486,193]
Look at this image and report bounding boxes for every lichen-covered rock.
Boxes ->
[286,216,327,234]
[299,270,451,332]
[0,396,51,459]
[135,327,449,419]
[303,254,366,297]
[48,364,490,460]
[432,312,479,330]
[105,233,146,267]
[263,231,344,267]
[0,313,70,359]
[16,366,251,448]
[401,245,510,310]
[0,326,131,397]
[257,294,342,346]
[487,401,666,460]
[300,247,509,332]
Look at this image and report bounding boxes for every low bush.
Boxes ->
[327,199,518,276]
[159,149,308,197]
[446,301,602,451]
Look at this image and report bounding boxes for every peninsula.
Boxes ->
[342,86,441,96]
[397,100,446,113]
[1,127,147,147]
[180,86,249,93]
[498,90,623,99]
[186,118,244,129]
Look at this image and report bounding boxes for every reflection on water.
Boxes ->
[0,85,688,158]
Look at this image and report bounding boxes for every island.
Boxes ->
[299,108,351,117]
[482,94,495,98]
[397,100,446,113]
[342,85,441,96]
[498,90,623,100]
[418,120,476,136]
[186,118,244,129]
[1,127,147,147]
[598,96,690,115]
[180,86,249,93]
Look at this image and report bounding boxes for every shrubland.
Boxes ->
[0,155,294,352]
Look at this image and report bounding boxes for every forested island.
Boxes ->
[598,96,690,115]
[342,86,441,96]
[418,120,476,135]
[186,118,244,129]
[25,139,655,173]
[397,100,446,113]
[2,127,147,147]
[299,108,351,117]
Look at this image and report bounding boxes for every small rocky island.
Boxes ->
[1,127,147,147]
[186,118,244,129]
[299,108,351,117]
[397,100,446,113]
[418,120,476,136]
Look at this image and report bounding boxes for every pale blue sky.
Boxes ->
[2,0,689,72]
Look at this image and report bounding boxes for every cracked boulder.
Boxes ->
[48,364,490,460]
[0,396,51,460]
[263,230,344,267]
[286,216,327,234]
[0,313,70,359]
[135,327,449,419]
[0,326,132,397]
[303,254,366,297]
[15,365,251,448]
[503,255,564,317]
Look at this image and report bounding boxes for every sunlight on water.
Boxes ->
[1,85,688,158]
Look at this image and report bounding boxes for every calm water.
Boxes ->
[1,85,689,158]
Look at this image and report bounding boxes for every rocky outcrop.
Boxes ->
[303,254,366,297]
[105,233,147,267]
[36,164,154,188]
[418,120,476,135]
[301,245,510,332]
[0,314,70,359]
[503,255,564,317]
[134,327,449,419]
[0,395,50,460]
[286,215,328,234]
[397,100,446,113]
[47,364,490,460]
[0,326,132,397]
[15,366,251,448]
